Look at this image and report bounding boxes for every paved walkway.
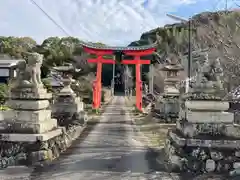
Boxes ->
[1,96,178,180]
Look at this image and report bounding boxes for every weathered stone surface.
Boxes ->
[30,149,53,162]
[185,100,229,111]
[52,98,84,113]
[183,111,234,123]
[51,65,86,129]
[24,124,84,165]
[205,159,216,172]
[9,87,51,100]
[153,56,183,123]
[177,120,230,138]
[6,100,49,110]
[164,86,180,95]
[169,154,182,169]
[233,162,240,169]
[0,118,57,134]
[169,130,240,148]
[223,125,240,138]
[0,109,52,122]
[0,128,62,142]
[235,151,240,157]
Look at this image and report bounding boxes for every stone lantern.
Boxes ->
[154,56,184,123]
[51,64,87,128]
[161,57,184,96]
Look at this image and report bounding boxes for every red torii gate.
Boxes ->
[83,47,115,110]
[122,49,155,110]
[82,45,155,111]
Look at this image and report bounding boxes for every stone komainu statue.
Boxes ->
[192,56,224,95]
[12,52,43,88]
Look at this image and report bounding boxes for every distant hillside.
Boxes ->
[129,11,240,92]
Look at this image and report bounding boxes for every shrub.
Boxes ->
[0,83,8,105]
[42,79,53,93]
[0,105,10,111]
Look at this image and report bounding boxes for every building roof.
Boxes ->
[0,59,25,68]
[43,77,63,87]
[80,41,157,51]
[44,71,63,87]
[161,64,184,71]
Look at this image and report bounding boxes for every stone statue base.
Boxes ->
[154,95,180,123]
[185,100,229,110]
[0,119,57,134]
[163,98,240,174]
[0,85,64,165]
[0,128,62,142]
[9,86,51,100]
[179,110,233,123]
[163,129,240,173]
[0,125,85,166]
[177,100,234,138]
[0,87,58,134]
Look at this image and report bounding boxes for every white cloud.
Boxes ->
[206,0,239,11]
[182,0,197,4]
[0,0,205,45]
[38,0,199,45]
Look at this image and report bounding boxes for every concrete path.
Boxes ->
[1,96,178,180]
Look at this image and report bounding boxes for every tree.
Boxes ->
[0,36,37,58]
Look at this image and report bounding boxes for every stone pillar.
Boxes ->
[52,65,87,129]
[163,57,240,174]
[149,64,154,94]
[0,53,63,166]
[154,57,183,123]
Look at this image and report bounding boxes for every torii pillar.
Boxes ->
[122,48,155,111]
[83,47,115,110]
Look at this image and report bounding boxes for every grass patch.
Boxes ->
[134,114,175,148]
[86,115,101,125]
[125,96,174,148]
[125,96,135,106]
[0,105,10,111]
[86,107,102,116]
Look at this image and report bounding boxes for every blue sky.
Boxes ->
[0,0,239,45]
